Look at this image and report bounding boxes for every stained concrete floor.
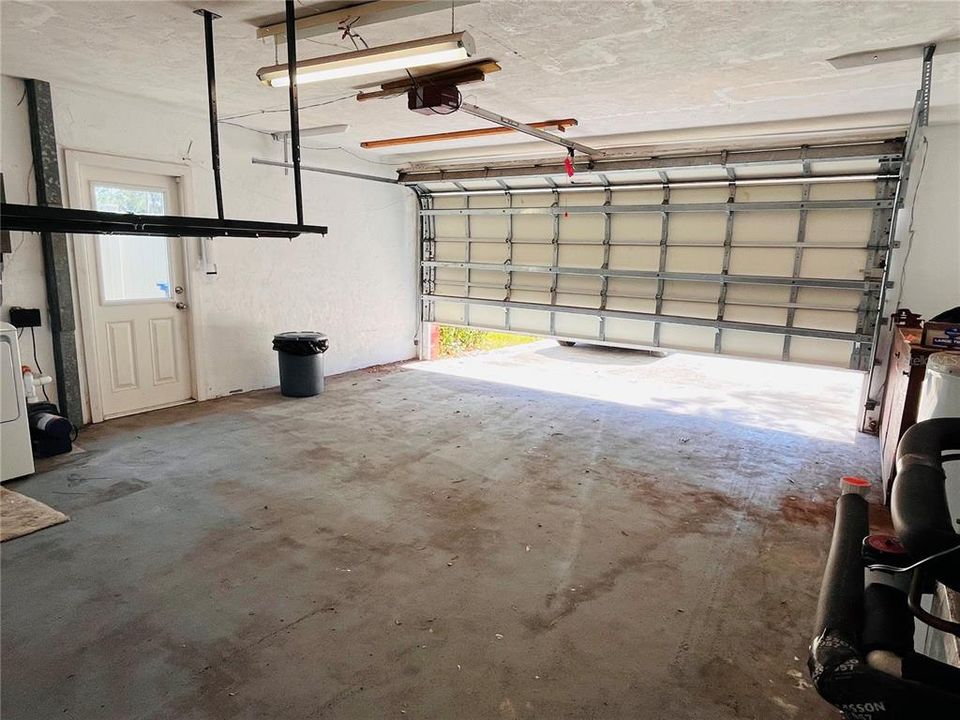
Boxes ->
[2,342,882,720]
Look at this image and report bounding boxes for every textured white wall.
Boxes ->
[1,75,417,420]
[1,75,60,407]
[888,122,960,319]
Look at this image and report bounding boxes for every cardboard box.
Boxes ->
[923,321,960,349]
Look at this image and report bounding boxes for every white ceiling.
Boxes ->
[2,0,958,167]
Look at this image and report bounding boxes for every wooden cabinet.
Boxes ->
[879,326,939,499]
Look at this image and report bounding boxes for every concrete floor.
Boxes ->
[2,342,882,720]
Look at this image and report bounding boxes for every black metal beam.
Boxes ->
[195,8,224,219]
[24,79,84,427]
[285,0,304,225]
[1,203,327,238]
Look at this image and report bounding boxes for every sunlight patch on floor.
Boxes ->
[411,341,865,443]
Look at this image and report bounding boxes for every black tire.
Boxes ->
[557,340,576,347]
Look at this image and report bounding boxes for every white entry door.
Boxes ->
[83,167,194,419]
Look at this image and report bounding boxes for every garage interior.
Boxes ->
[1,2,958,719]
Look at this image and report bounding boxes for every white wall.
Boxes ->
[887,122,960,319]
[1,75,60,407]
[1,75,417,421]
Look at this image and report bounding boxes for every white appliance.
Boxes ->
[1,321,35,481]
[916,351,960,525]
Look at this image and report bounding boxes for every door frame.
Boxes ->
[64,149,206,423]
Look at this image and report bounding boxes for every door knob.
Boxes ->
[175,302,188,310]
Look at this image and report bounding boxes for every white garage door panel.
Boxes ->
[419,143,900,369]
[469,305,508,328]
[512,244,554,265]
[607,245,660,270]
[804,209,874,242]
[604,318,656,345]
[725,284,791,304]
[605,295,657,313]
[728,247,795,276]
[557,274,602,292]
[662,300,720,320]
[507,309,550,334]
[470,243,508,263]
[724,305,790,326]
[513,215,553,239]
[789,337,853,367]
[556,293,600,309]
[809,181,877,200]
[732,211,801,243]
[665,280,719,301]
[435,218,466,237]
[721,330,785,359]
[554,313,600,338]
[666,247,724,273]
[660,325,717,351]
[667,213,727,243]
[434,301,466,324]
[560,216,605,242]
[472,217,509,238]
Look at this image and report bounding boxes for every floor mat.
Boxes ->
[0,486,69,541]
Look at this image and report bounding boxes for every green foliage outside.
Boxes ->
[438,326,538,356]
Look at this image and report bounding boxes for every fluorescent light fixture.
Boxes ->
[271,124,349,141]
[257,32,475,87]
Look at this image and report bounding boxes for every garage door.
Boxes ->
[410,140,903,369]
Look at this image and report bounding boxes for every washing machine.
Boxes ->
[917,351,960,524]
[1,321,35,481]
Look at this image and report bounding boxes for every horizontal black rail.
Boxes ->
[1,203,327,239]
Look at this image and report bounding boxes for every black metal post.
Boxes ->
[285,0,304,225]
[195,9,224,219]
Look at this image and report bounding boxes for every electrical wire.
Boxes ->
[867,543,960,574]
[220,94,356,121]
[28,326,50,402]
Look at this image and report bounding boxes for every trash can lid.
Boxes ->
[273,331,328,342]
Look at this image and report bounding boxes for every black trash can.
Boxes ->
[272,331,329,397]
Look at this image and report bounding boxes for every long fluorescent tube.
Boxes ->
[271,124,349,141]
[257,32,475,87]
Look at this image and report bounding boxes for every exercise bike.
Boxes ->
[809,417,960,719]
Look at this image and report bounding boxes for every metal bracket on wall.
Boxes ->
[918,44,935,127]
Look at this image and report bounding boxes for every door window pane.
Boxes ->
[93,184,172,302]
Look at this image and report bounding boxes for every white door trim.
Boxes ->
[63,149,207,423]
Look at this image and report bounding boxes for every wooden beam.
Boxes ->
[379,60,500,90]
[361,119,579,149]
[257,0,479,43]
[355,60,500,101]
